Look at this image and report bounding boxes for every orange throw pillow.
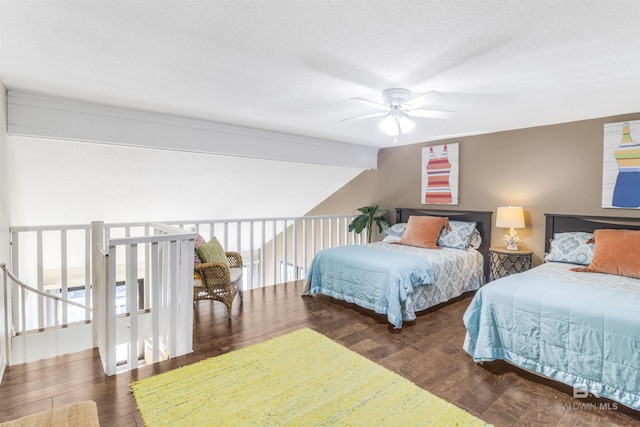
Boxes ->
[397,216,449,249]
[571,229,640,279]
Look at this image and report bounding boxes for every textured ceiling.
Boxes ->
[1,0,639,149]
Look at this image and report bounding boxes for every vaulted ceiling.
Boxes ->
[1,0,639,153]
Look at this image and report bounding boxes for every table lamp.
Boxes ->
[496,206,525,250]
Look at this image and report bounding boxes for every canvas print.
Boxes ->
[602,120,640,209]
[422,143,459,205]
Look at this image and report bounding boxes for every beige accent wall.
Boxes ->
[308,113,640,265]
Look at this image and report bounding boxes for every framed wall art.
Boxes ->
[422,143,459,205]
[602,120,640,209]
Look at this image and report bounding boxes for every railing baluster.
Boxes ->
[107,244,117,375]
[293,220,298,280]
[312,218,317,259]
[150,241,160,364]
[168,240,178,357]
[179,237,194,355]
[343,217,348,245]
[236,221,241,254]
[144,224,151,310]
[332,218,336,248]
[37,231,44,329]
[249,221,254,290]
[85,228,91,321]
[54,299,59,330]
[11,231,20,334]
[272,221,277,285]
[126,243,138,370]
[283,220,288,282]
[61,230,68,325]
[261,221,266,288]
[3,267,10,365]
[20,284,25,361]
[303,219,308,280]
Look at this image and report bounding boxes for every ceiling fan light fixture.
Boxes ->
[379,114,399,136]
[346,88,454,138]
[379,110,415,137]
[397,114,415,134]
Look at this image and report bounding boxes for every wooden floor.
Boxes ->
[1,280,640,426]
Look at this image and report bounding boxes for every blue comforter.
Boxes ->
[306,245,435,328]
[463,265,640,410]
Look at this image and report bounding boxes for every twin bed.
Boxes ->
[303,208,491,328]
[305,209,640,411]
[464,213,640,411]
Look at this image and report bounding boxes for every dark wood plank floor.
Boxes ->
[1,280,639,426]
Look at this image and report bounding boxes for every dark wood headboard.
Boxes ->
[545,213,640,252]
[396,208,493,282]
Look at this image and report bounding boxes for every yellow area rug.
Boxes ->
[131,328,490,426]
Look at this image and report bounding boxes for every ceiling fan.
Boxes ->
[342,88,457,137]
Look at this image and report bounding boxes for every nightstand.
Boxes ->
[489,247,532,281]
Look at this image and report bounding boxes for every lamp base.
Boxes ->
[503,228,521,251]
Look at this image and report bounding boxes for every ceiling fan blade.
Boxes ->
[406,91,445,109]
[341,111,388,122]
[349,97,389,111]
[406,109,457,119]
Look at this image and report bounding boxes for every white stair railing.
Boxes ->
[10,224,92,334]
[6,214,366,371]
[166,215,366,289]
[92,222,196,375]
[1,262,92,366]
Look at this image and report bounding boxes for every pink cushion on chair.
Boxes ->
[194,235,206,265]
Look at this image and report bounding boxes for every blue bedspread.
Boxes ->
[306,245,435,328]
[463,265,640,410]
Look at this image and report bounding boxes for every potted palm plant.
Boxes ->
[348,205,391,243]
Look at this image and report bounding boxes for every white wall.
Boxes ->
[0,82,9,377]
[7,135,363,226]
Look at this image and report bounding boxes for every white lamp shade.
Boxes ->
[496,206,525,228]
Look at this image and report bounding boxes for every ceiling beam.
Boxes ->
[7,90,378,169]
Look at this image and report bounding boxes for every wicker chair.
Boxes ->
[193,251,243,318]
